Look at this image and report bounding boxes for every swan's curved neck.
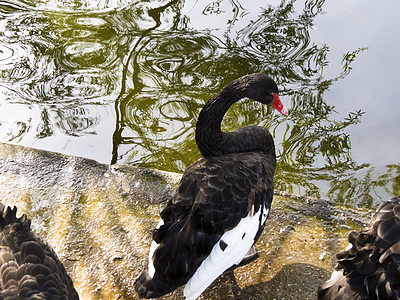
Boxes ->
[195,84,274,158]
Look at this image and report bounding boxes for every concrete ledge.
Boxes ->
[0,142,373,299]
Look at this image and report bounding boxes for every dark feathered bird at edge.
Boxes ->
[0,203,79,299]
[318,196,400,300]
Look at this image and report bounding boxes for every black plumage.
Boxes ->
[0,203,79,299]
[318,196,400,300]
[135,73,287,299]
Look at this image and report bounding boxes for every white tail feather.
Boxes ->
[183,205,268,300]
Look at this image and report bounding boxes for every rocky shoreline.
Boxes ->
[0,142,373,299]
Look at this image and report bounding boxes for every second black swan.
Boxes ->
[318,196,400,299]
[0,203,79,299]
[134,73,287,299]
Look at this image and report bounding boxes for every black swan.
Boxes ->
[0,203,79,299]
[134,73,287,299]
[318,196,400,299]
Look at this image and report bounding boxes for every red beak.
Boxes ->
[270,93,288,115]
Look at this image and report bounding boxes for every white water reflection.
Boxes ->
[311,0,400,166]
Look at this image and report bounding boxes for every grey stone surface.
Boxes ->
[0,142,373,299]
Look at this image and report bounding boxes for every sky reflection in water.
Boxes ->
[0,0,399,208]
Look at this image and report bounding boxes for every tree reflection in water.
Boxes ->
[0,0,398,207]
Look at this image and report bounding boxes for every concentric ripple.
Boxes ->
[0,44,14,62]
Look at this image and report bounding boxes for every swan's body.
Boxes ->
[318,196,400,299]
[135,73,287,299]
[0,203,79,299]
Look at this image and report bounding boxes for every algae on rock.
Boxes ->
[0,142,373,299]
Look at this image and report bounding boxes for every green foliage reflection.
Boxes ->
[0,0,398,206]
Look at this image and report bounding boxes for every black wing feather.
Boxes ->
[318,196,400,300]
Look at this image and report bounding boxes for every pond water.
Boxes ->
[0,0,399,208]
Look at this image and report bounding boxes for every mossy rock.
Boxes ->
[0,142,373,299]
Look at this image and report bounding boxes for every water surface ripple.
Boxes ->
[0,0,399,207]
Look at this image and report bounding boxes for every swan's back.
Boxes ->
[318,196,400,299]
[0,203,79,299]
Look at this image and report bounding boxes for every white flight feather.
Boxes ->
[183,205,269,300]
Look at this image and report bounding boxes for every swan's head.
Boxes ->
[239,73,288,115]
